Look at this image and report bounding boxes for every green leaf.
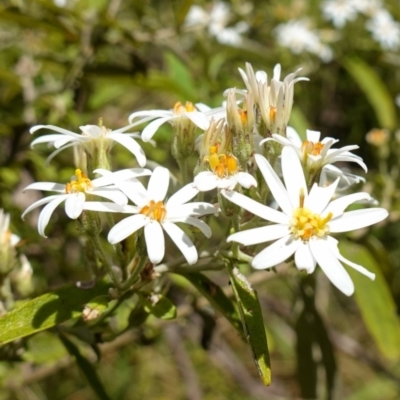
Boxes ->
[339,241,400,360]
[59,334,111,400]
[179,272,244,337]
[0,282,111,345]
[165,52,196,99]
[228,266,271,386]
[343,57,397,129]
[289,106,310,141]
[139,293,177,320]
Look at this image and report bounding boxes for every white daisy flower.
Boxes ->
[22,168,149,237]
[261,127,367,174]
[366,9,400,50]
[321,0,359,28]
[128,101,213,143]
[107,167,217,265]
[274,20,333,62]
[236,62,309,136]
[1,209,21,247]
[194,148,256,191]
[223,148,388,296]
[30,122,147,167]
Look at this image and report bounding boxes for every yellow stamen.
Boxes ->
[65,169,92,193]
[173,101,195,115]
[238,109,247,125]
[139,200,167,222]
[269,106,277,122]
[301,140,325,156]
[204,148,239,178]
[290,207,332,241]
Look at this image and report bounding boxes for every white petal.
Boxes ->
[193,172,219,192]
[167,202,217,218]
[294,242,316,273]
[115,180,148,207]
[326,236,375,280]
[252,235,300,269]
[30,125,82,138]
[286,126,302,147]
[89,188,128,206]
[305,179,338,214]
[162,221,198,265]
[323,192,371,218]
[23,182,66,193]
[306,130,321,142]
[21,194,66,220]
[107,133,147,167]
[79,125,102,137]
[108,214,148,244]
[148,167,170,201]
[329,208,388,233]
[228,224,289,246]
[168,216,212,238]
[281,146,307,209]
[44,143,77,166]
[141,116,172,142]
[37,195,69,237]
[144,221,165,264]
[185,111,210,130]
[92,168,152,187]
[65,192,85,219]
[128,110,171,123]
[309,237,354,296]
[167,183,198,207]
[255,154,293,215]
[31,134,69,147]
[236,172,257,188]
[83,202,138,213]
[221,189,288,224]
[218,176,237,190]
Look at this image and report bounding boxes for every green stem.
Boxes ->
[121,256,148,291]
[176,157,190,185]
[89,234,122,289]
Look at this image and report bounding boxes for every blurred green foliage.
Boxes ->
[0,0,400,399]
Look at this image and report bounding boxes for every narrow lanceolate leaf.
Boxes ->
[339,241,400,360]
[0,282,111,345]
[228,266,271,386]
[139,293,177,320]
[180,272,244,337]
[59,334,111,400]
[343,57,397,130]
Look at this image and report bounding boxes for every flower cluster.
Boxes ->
[26,62,388,296]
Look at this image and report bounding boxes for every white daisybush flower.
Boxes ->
[366,9,400,50]
[321,0,359,28]
[107,167,217,265]
[236,63,309,136]
[223,148,388,296]
[22,168,150,237]
[1,209,21,247]
[128,101,213,143]
[261,127,367,176]
[193,119,257,192]
[349,0,382,15]
[30,122,147,167]
[274,20,333,62]
[184,2,249,46]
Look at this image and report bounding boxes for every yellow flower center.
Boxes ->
[238,109,248,125]
[301,140,325,156]
[65,169,92,193]
[205,147,239,178]
[173,101,195,115]
[139,200,167,222]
